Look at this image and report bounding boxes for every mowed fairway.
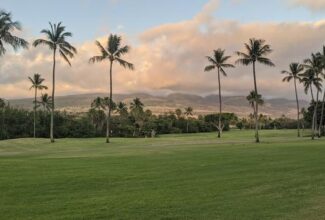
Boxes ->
[1,130,325,220]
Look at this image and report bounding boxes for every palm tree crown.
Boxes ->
[236,38,275,67]
[281,63,304,82]
[0,10,28,56]
[28,74,48,91]
[204,49,234,75]
[38,94,52,111]
[184,107,193,117]
[89,34,134,69]
[247,91,264,108]
[33,22,77,65]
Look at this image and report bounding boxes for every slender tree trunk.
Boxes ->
[187,119,189,133]
[106,61,113,143]
[314,91,320,138]
[252,61,260,143]
[50,48,56,143]
[294,78,300,137]
[310,86,316,140]
[318,90,325,137]
[34,88,37,138]
[217,67,222,138]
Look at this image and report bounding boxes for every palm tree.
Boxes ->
[236,38,275,143]
[247,90,264,112]
[175,108,183,119]
[301,62,322,140]
[33,22,77,143]
[38,93,53,112]
[130,98,144,136]
[91,97,105,110]
[316,47,325,137]
[204,49,235,138]
[28,74,48,138]
[89,34,134,143]
[303,54,322,139]
[0,10,28,57]
[281,63,304,137]
[117,102,128,117]
[184,107,193,133]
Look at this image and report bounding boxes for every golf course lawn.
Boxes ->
[1,130,325,220]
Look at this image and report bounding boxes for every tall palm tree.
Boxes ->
[28,73,48,138]
[302,54,323,139]
[281,63,304,137]
[204,49,235,138]
[33,22,77,143]
[236,38,275,143]
[301,63,322,140]
[38,93,52,112]
[0,10,28,57]
[184,107,193,133]
[89,34,134,143]
[316,47,325,137]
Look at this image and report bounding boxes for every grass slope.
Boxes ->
[0,130,325,220]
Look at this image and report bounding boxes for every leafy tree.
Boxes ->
[0,10,28,57]
[33,22,77,142]
[204,49,234,138]
[89,34,134,143]
[236,38,274,142]
[28,74,48,138]
[281,63,304,137]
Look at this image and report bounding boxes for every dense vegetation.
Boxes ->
[1,96,322,140]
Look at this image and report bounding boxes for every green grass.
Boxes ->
[1,130,325,220]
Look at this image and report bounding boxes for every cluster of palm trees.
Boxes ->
[205,39,274,142]
[0,9,134,143]
[2,9,325,143]
[282,47,325,140]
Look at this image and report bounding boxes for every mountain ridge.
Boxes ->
[8,92,309,118]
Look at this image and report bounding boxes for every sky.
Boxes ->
[1,0,325,99]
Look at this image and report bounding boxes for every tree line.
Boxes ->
[1,9,325,142]
[1,96,318,140]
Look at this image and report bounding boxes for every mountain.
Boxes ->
[8,93,309,118]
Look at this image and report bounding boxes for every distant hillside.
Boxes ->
[9,93,309,118]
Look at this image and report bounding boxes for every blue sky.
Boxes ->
[1,0,324,43]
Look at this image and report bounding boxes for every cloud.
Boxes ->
[1,0,325,101]
[289,0,325,11]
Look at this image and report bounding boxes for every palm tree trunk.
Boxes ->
[314,91,320,138]
[187,119,189,133]
[318,90,325,137]
[50,48,56,143]
[252,61,260,143]
[294,78,300,137]
[310,86,316,140]
[34,88,37,138]
[106,61,113,143]
[217,67,222,138]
